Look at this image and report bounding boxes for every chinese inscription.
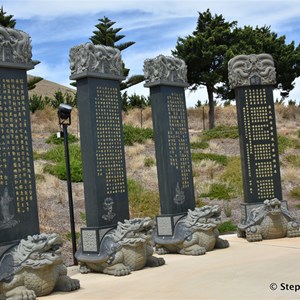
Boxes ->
[95,86,126,195]
[167,92,191,189]
[0,78,35,215]
[237,85,282,203]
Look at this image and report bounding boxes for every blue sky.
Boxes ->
[2,0,300,107]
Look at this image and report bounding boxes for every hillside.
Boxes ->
[26,78,300,265]
[28,75,76,98]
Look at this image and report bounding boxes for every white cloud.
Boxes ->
[28,61,72,87]
[2,0,299,104]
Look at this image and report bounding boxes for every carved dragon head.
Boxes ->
[113,217,155,246]
[15,233,64,268]
[264,198,282,216]
[185,205,222,230]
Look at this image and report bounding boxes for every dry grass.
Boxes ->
[122,107,153,128]
[29,100,300,265]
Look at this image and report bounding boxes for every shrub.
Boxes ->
[35,174,45,182]
[200,125,239,141]
[80,212,86,224]
[290,186,300,200]
[191,152,228,166]
[277,134,299,154]
[284,155,300,168]
[190,141,209,149]
[218,220,237,234]
[46,133,78,145]
[200,182,232,200]
[39,144,83,182]
[144,157,155,167]
[43,158,83,182]
[220,156,243,197]
[123,124,154,145]
[127,178,160,218]
[29,94,46,113]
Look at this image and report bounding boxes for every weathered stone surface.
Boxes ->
[76,218,165,276]
[228,53,276,89]
[0,25,39,68]
[0,233,80,299]
[144,54,187,84]
[69,43,123,77]
[238,199,300,242]
[153,206,229,255]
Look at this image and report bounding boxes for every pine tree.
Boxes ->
[90,16,135,51]
[90,16,144,90]
[0,6,16,28]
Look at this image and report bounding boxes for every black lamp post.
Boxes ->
[58,103,77,265]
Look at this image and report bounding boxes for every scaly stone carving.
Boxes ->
[154,205,229,255]
[228,53,276,89]
[77,217,165,276]
[69,42,123,76]
[238,198,300,242]
[0,25,36,65]
[144,54,187,83]
[0,233,80,299]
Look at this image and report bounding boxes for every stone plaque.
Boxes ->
[75,77,129,227]
[228,54,282,203]
[70,43,129,228]
[0,68,39,244]
[144,55,195,215]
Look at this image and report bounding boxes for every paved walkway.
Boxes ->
[44,234,300,300]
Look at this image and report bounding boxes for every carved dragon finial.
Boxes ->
[143,54,187,84]
[0,25,38,66]
[228,53,276,89]
[69,42,123,76]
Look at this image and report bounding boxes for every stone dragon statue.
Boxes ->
[69,42,123,76]
[76,217,165,276]
[238,198,300,242]
[153,205,229,255]
[0,233,80,300]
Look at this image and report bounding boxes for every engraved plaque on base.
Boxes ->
[156,213,186,236]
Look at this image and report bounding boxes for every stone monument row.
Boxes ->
[0,26,80,300]
[70,43,165,275]
[144,55,229,255]
[228,53,300,241]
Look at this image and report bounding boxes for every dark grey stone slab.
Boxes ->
[147,84,195,214]
[228,53,282,204]
[76,76,129,227]
[0,67,39,244]
[235,85,282,203]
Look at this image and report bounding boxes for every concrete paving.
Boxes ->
[44,234,300,300]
